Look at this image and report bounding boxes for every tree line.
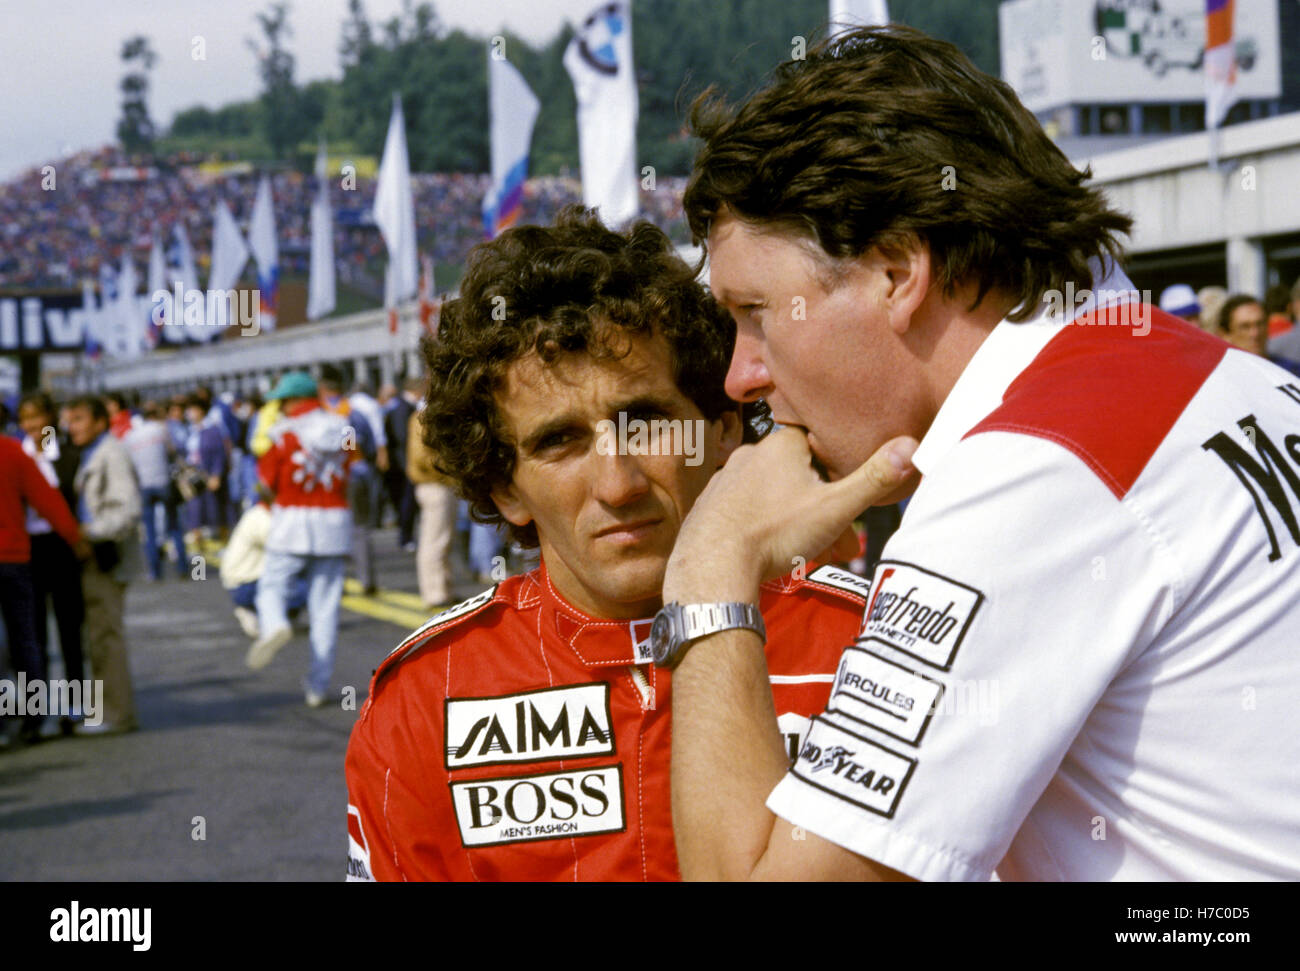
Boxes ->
[123,0,1000,175]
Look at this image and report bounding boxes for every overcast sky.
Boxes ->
[0,0,605,179]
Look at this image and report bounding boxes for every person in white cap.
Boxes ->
[1158,283,1200,327]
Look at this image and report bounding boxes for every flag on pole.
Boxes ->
[116,252,141,359]
[167,223,202,342]
[418,252,438,336]
[374,94,419,335]
[1205,0,1238,132]
[483,52,541,238]
[307,142,337,322]
[96,262,118,358]
[829,0,889,35]
[208,198,251,334]
[146,233,169,347]
[564,1,639,228]
[83,278,102,361]
[248,175,280,332]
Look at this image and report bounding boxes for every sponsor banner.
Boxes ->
[346,804,374,882]
[445,683,614,769]
[827,641,944,745]
[999,0,1280,113]
[451,765,625,847]
[861,560,983,671]
[806,564,872,600]
[792,717,916,819]
[0,293,90,352]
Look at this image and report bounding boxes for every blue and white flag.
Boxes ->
[483,52,541,239]
[564,1,639,228]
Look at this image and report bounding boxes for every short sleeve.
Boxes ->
[766,432,1178,881]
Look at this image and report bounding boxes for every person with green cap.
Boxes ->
[247,371,355,707]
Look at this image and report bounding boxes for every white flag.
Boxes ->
[248,175,280,331]
[829,0,889,35]
[168,222,202,341]
[116,252,141,358]
[374,94,419,326]
[564,1,639,228]
[483,53,541,238]
[307,142,336,321]
[208,198,251,334]
[147,233,175,346]
[82,277,104,359]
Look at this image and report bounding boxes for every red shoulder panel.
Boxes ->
[964,306,1227,499]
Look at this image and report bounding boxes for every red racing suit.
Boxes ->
[344,560,870,881]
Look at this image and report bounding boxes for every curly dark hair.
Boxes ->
[684,24,1134,321]
[421,205,739,548]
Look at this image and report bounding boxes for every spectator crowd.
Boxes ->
[0,362,516,748]
[0,146,690,294]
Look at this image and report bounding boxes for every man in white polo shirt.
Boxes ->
[660,24,1300,881]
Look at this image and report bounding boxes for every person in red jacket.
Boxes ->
[343,208,870,881]
[0,436,87,744]
[246,372,355,708]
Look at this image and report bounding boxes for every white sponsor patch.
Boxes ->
[860,560,983,670]
[630,618,654,663]
[346,804,373,882]
[451,765,626,847]
[791,717,916,818]
[807,564,872,600]
[827,641,944,745]
[444,683,614,769]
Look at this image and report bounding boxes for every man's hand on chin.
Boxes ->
[663,429,919,604]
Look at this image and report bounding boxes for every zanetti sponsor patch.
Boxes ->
[450,765,626,847]
[860,560,983,671]
[826,641,944,746]
[791,717,916,818]
[444,683,614,769]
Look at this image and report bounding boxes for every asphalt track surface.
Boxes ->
[0,528,490,881]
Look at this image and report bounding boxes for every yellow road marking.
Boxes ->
[201,546,434,631]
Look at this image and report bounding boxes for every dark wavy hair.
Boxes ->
[684,24,1133,321]
[421,206,739,548]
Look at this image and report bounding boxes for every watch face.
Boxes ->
[649,610,673,665]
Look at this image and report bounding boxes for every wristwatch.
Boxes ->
[649,601,766,669]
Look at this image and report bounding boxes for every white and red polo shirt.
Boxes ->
[767,265,1300,881]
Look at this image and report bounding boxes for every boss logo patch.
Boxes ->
[450,765,626,847]
[792,717,916,819]
[444,683,614,769]
[861,560,983,670]
[827,641,944,746]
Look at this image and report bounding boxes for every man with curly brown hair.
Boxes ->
[343,207,873,881]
